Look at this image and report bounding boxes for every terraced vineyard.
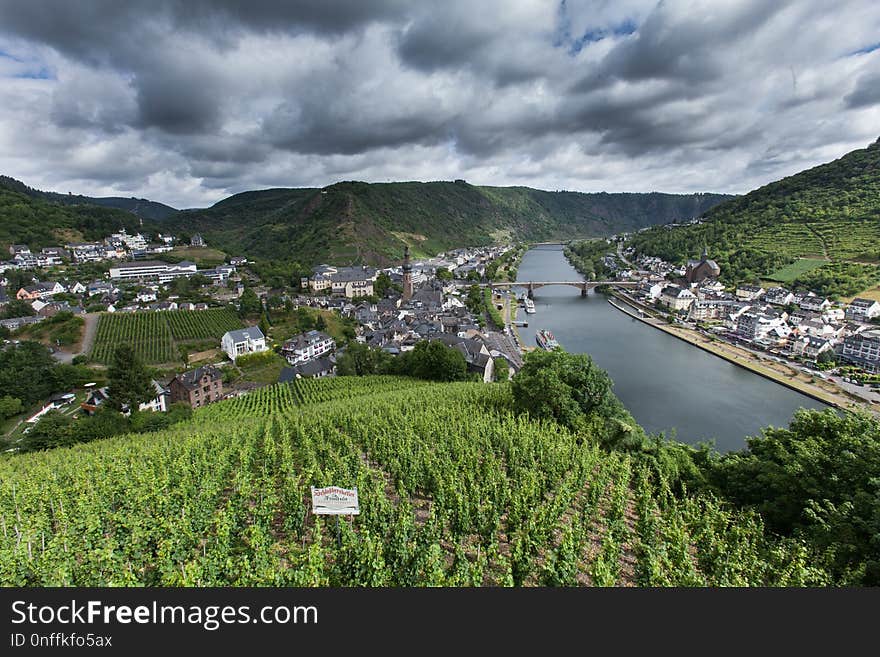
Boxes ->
[90,309,242,364]
[0,377,826,586]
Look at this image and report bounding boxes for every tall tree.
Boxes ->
[107,344,155,413]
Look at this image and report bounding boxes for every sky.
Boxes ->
[0,0,878,209]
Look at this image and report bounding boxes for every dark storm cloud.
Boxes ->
[0,0,878,206]
[0,1,408,62]
[845,70,880,108]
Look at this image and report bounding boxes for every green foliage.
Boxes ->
[0,341,70,406]
[0,177,155,254]
[493,357,509,382]
[0,395,23,419]
[0,377,829,586]
[789,262,880,299]
[374,272,391,297]
[406,340,468,382]
[1,299,36,320]
[336,342,391,376]
[238,287,261,317]
[106,344,155,412]
[707,409,880,585]
[564,240,613,279]
[168,181,729,267]
[436,268,453,281]
[511,348,616,430]
[629,139,880,293]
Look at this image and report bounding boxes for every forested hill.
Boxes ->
[0,176,177,221]
[0,177,155,253]
[628,138,880,296]
[169,181,732,266]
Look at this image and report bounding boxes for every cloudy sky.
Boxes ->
[0,0,878,208]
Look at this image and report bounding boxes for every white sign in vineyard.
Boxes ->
[310,486,360,515]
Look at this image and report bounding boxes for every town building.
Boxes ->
[845,298,880,323]
[281,330,335,365]
[221,326,268,361]
[660,284,696,312]
[169,365,224,408]
[840,329,880,372]
[684,247,721,284]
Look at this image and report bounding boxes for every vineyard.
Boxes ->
[0,377,827,586]
[90,309,242,364]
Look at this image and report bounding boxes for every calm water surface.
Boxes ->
[514,245,827,452]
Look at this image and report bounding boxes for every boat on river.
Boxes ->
[535,328,560,351]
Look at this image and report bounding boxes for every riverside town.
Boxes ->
[1,4,878,648]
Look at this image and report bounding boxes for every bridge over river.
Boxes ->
[458,280,640,297]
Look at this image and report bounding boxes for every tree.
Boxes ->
[436,268,453,281]
[408,340,467,381]
[374,272,391,298]
[238,287,261,317]
[0,395,23,419]
[708,409,880,585]
[259,312,271,337]
[336,342,390,376]
[511,349,614,429]
[19,411,74,452]
[315,314,327,331]
[107,344,155,413]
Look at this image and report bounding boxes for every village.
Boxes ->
[0,227,523,435]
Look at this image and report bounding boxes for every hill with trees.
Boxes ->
[169,181,731,266]
[0,177,156,254]
[628,137,880,297]
[0,175,176,220]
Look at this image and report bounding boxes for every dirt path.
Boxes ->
[78,313,99,357]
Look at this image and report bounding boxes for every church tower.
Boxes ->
[402,245,413,301]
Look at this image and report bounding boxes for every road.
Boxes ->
[50,312,99,364]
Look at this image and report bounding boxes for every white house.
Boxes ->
[660,284,696,312]
[282,330,335,365]
[845,298,880,323]
[221,326,268,361]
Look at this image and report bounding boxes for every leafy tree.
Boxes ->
[238,287,261,317]
[0,341,59,406]
[436,268,453,281]
[315,314,327,331]
[707,409,880,585]
[1,299,36,319]
[374,272,391,298]
[511,349,614,429]
[106,344,155,412]
[0,395,23,419]
[19,411,74,452]
[259,313,271,337]
[336,342,391,376]
[408,340,467,382]
[296,307,315,331]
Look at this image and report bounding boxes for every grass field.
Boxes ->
[765,258,829,283]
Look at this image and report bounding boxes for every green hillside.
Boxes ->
[0,175,177,221]
[0,177,155,254]
[629,138,880,297]
[0,375,840,587]
[173,181,731,266]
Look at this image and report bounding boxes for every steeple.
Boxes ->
[701,244,708,260]
[402,245,413,301]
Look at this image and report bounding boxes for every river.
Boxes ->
[513,245,827,452]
